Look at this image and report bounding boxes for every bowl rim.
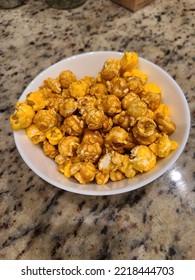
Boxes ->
[13,51,191,196]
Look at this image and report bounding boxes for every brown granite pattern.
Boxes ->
[0,0,195,260]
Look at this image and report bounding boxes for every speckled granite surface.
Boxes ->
[0,0,195,260]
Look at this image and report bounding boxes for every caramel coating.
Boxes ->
[62,115,85,136]
[59,98,78,118]
[26,124,46,144]
[155,113,176,134]
[102,95,121,116]
[106,77,129,99]
[33,109,57,132]
[43,140,58,158]
[44,78,61,94]
[58,136,79,157]
[59,70,77,89]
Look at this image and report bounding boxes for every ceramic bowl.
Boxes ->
[13,51,191,195]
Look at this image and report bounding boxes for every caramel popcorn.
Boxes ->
[33,109,57,132]
[10,51,178,186]
[59,70,77,89]
[10,102,35,130]
[26,124,46,144]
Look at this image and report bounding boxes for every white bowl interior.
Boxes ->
[14,52,191,195]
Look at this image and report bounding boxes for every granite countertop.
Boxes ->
[0,0,195,260]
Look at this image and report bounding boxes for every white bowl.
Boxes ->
[14,51,190,196]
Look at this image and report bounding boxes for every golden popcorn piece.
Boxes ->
[43,140,58,159]
[82,128,104,146]
[155,113,176,134]
[33,109,57,132]
[84,107,105,130]
[72,162,97,184]
[10,102,35,130]
[102,95,122,116]
[95,171,109,185]
[105,126,129,153]
[77,142,102,163]
[90,83,107,99]
[100,58,120,81]
[154,104,171,117]
[26,124,46,144]
[106,77,129,99]
[111,152,136,179]
[130,145,156,172]
[124,68,148,84]
[126,98,148,125]
[149,134,178,158]
[59,97,78,118]
[58,136,79,157]
[136,117,157,137]
[69,80,89,99]
[141,82,162,110]
[47,94,63,112]
[26,90,48,111]
[110,170,125,182]
[126,76,143,95]
[62,115,85,136]
[45,126,63,145]
[120,51,138,74]
[102,116,113,133]
[44,77,62,94]
[113,111,130,130]
[121,92,140,110]
[59,70,77,89]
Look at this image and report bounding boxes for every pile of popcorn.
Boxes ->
[10,52,178,185]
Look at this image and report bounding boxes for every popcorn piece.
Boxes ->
[121,91,140,109]
[113,111,130,130]
[62,115,85,136]
[72,162,97,184]
[100,58,120,81]
[82,128,104,146]
[149,134,178,158]
[126,76,143,95]
[43,140,58,158]
[105,126,129,153]
[106,77,129,99]
[120,51,138,74]
[90,83,107,99]
[58,136,79,157]
[10,102,35,130]
[44,78,61,94]
[45,126,63,145]
[126,98,148,125]
[59,70,77,89]
[154,104,170,117]
[26,90,48,111]
[69,80,89,99]
[130,145,156,172]
[155,113,176,134]
[77,142,102,163]
[124,68,148,84]
[95,171,109,185]
[102,95,121,116]
[33,109,57,132]
[26,124,46,144]
[59,97,78,118]
[141,82,162,110]
[47,94,63,112]
[84,107,105,130]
